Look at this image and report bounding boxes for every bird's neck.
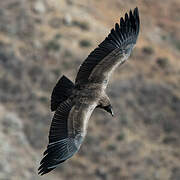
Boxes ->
[98,93,110,107]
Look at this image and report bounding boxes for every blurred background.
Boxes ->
[0,0,180,179]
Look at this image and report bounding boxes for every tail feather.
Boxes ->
[38,138,78,176]
[51,75,74,111]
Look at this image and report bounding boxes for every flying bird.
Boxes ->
[38,7,140,175]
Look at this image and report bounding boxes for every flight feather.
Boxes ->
[75,7,140,85]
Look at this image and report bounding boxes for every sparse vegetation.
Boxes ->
[142,46,154,55]
[163,121,175,133]
[73,20,90,31]
[55,33,62,39]
[45,39,61,51]
[107,144,116,151]
[163,136,177,145]
[174,40,180,51]
[79,39,92,47]
[156,57,169,68]
[39,96,49,103]
[52,68,61,77]
[63,49,73,58]
[116,133,125,141]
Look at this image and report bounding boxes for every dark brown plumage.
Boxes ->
[38,7,140,175]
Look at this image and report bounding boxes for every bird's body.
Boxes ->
[38,7,140,175]
[61,80,109,139]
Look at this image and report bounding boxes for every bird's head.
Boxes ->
[97,104,114,116]
[97,95,114,116]
[103,104,114,116]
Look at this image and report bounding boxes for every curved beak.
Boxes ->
[104,105,114,117]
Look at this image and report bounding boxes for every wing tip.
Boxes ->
[133,7,140,32]
[125,7,140,34]
[106,7,140,48]
[38,138,78,175]
[134,7,139,16]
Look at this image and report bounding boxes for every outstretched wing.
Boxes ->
[38,99,97,175]
[75,7,140,86]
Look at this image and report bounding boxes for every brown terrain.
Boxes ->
[0,0,180,179]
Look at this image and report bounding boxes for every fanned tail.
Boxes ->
[51,75,75,111]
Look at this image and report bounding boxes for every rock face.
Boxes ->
[33,0,46,14]
[0,105,59,180]
[0,0,180,180]
[0,105,35,179]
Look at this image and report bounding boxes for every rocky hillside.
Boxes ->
[0,0,180,179]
